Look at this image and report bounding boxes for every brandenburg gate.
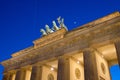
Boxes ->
[1,11,120,80]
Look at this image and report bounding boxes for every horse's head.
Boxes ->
[40,29,44,32]
[45,25,50,30]
[52,21,56,26]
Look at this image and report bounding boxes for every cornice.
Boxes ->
[69,11,120,33]
[11,46,34,57]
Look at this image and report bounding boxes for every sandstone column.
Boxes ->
[9,72,16,80]
[25,67,32,80]
[83,49,99,80]
[57,57,70,80]
[9,74,12,80]
[114,41,120,66]
[15,69,26,80]
[30,65,43,80]
[2,73,9,80]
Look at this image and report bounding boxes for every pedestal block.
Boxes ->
[83,49,99,80]
[57,57,70,80]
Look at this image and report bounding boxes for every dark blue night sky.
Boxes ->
[0,0,120,80]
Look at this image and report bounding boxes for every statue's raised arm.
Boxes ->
[45,25,54,34]
[57,16,68,31]
[60,18,68,31]
[57,16,61,24]
[52,21,60,31]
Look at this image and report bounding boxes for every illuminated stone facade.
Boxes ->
[1,11,120,80]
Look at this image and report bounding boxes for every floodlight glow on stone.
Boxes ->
[77,61,80,64]
[51,67,54,71]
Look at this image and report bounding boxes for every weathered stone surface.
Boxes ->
[83,49,99,80]
[2,17,120,71]
[1,12,120,80]
[15,69,26,80]
[33,28,66,48]
[114,41,120,66]
[57,57,70,80]
[2,74,9,80]
[30,65,42,80]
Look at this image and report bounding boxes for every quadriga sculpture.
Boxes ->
[57,16,68,31]
[40,29,47,36]
[45,25,54,34]
[40,17,68,37]
[52,21,60,31]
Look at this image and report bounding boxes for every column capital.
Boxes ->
[114,40,120,44]
[20,65,32,71]
[58,55,71,60]
[32,63,43,68]
[3,70,16,76]
[3,72,10,76]
[9,70,16,74]
[114,39,120,43]
[83,48,94,52]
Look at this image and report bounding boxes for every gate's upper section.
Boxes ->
[1,11,120,72]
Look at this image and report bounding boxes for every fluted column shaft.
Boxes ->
[2,73,9,80]
[30,65,43,80]
[83,49,99,80]
[2,71,16,80]
[114,41,120,66]
[57,57,70,80]
[9,72,16,80]
[15,69,26,80]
